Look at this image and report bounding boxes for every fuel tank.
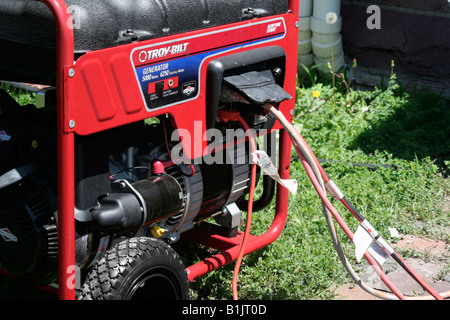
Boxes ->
[0,0,289,84]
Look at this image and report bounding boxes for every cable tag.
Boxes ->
[367,242,389,266]
[252,150,298,195]
[353,223,373,262]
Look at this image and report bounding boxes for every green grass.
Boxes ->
[188,74,450,300]
[1,74,449,300]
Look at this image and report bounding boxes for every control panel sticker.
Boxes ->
[131,17,286,112]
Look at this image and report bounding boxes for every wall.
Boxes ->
[340,0,450,97]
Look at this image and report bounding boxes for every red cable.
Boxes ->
[232,115,257,300]
[219,107,440,300]
[265,104,444,299]
[215,109,257,300]
[292,134,443,300]
[339,199,363,222]
[295,145,407,300]
[162,118,172,156]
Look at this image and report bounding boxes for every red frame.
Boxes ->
[32,0,299,300]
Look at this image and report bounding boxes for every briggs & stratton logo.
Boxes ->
[0,130,11,141]
[182,81,196,96]
[0,228,18,242]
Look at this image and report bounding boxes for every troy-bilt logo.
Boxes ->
[0,228,18,242]
[0,130,11,141]
[138,42,189,63]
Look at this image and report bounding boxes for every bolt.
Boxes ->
[68,68,75,78]
[295,21,300,28]
[290,109,295,116]
[69,120,76,128]
[124,28,137,37]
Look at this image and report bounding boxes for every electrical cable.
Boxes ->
[294,113,447,300]
[296,147,407,299]
[215,109,257,300]
[263,104,403,299]
[264,103,448,300]
[298,134,445,300]
[341,196,445,300]
[232,115,257,300]
[286,117,443,298]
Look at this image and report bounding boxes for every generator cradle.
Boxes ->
[1,0,446,302]
[0,0,300,300]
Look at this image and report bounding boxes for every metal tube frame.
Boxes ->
[35,0,75,300]
[30,0,298,300]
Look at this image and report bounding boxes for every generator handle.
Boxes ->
[35,0,76,300]
[288,0,300,16]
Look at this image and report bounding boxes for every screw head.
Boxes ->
[68,68,75,78]
[290,109,295,116]
[69,120,76,128]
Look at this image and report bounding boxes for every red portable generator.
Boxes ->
[0,0,300,300]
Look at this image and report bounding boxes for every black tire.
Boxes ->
[79,237,189,300]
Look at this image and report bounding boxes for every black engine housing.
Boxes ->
[0,172,58,285]
[0,105,257,284]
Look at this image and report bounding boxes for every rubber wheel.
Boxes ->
[79,237,189,300]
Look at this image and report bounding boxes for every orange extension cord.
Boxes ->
[232,115,257,300]
[215,109,257,300]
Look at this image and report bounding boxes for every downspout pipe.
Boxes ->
[297,0,314,74]
[311,0,344,78]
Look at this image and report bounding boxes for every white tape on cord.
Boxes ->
[325,180,343,200]
[252,150,298,195]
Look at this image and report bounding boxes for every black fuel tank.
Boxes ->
[0,0,288,83]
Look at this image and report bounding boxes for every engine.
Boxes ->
[0,103,271,285]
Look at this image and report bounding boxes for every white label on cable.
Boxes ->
[253,150,298,195]
[353,223,373,262]
[367,242,389,266]
[325,180,344,200]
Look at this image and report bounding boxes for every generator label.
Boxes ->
[131,17,286,111]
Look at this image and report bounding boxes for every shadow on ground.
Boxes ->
[350,90,450,175]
